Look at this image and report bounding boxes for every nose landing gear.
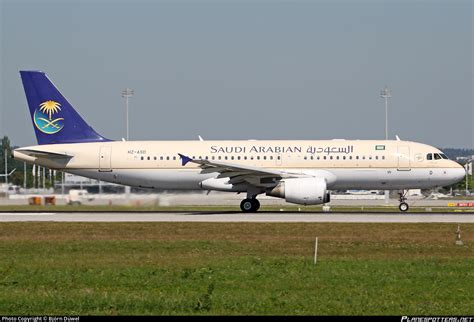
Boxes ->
[398,190,409,212]
[240,198,260,212]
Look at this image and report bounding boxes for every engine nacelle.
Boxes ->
[200,178,235,191]
[266,177,330,205]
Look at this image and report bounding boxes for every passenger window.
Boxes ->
[427,153,432,160]
[231,156,234,160]
[154,156,157,160]
[225,156,228,160]
[166,156,169,160]
[218,156,221,160]
[160,156,163,160]
[336,156,339,160]
[257,156,260,160]
[173,156,176,160]
[263,156,267,160]
[141,156,144,160]
[270,156,273,160]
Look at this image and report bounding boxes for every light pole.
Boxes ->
[4,148,7,186]
[465,159,473,196]
[121,88,134,202]
[122,88,134,141]
[23,162,26,191]
[380,86,392,204]
[380,86,391,140]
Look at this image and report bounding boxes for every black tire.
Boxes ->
[240,199,254,212]
[252,199,260,212]
[399,202,409,212]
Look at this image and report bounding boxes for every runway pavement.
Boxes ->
[0,212,473,223]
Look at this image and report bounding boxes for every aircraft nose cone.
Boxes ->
[452,163,466,182]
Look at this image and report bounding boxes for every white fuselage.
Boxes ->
[13,139,465,191]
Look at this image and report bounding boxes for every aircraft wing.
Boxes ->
[178,153,306,187]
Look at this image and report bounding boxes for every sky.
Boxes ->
[0,0,472,149]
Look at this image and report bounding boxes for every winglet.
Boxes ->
[178,153,192,166]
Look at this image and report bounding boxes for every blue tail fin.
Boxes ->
[20,71,110,145]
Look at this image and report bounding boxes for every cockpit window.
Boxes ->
[427,153,432,160]
[440,154,448,160]
[434,153,442,160]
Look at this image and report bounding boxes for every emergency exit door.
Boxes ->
[99,146,112,172]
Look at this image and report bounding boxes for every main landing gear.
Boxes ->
[240,198,260,213]
[398,190,409,212]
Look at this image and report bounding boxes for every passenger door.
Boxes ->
[397,146,411,171]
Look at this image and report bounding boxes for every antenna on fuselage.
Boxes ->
[395,135,401,141]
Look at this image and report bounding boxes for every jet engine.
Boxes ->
[266,177,330,205]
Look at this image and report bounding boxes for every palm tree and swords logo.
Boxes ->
[33,100,65,134]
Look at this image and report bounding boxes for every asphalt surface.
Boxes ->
[0,212,473,223]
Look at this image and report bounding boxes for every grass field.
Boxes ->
[0,222,473,315]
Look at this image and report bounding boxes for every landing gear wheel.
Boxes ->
[398,190,409,212]
[240,198,260,213]
[399,202,409,212]
[240,199,254,212]
[252,199,260,212]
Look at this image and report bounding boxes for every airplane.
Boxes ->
[12,71,466,212]
[0,169,16,178]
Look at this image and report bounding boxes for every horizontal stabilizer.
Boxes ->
[14,148,73,159]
